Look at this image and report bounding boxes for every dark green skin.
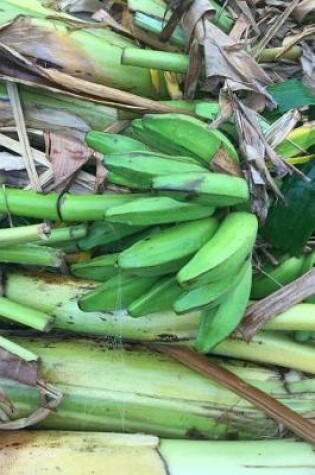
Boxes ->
[85,130,149,154]
[262,163,315,256]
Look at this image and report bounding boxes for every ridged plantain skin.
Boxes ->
[70,253,119,281]
[79,274,158,312]
[118,217,219,276]
[177,212,258,288]
[103,151,205,189]
[107,172,143,189]
[152,172,249,207]
[97,226,165,254]
[173,271,240,314]
[105,197,215,226]
[78,221,145,251]
[129,119,199,159]
[128,275,182,317]
[195,260,252,353]
[141,113,239,163]
[85,130,149,154]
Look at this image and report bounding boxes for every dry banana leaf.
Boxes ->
[44,132,106,192]
[292,0,315,22]
[181,0,274,104]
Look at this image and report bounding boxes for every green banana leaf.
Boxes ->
[262,162,315,255]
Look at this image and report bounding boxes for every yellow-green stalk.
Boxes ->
[0,431,313,475]
[1,336,314,439]
[4,272,315,341]
[0,0,168,98]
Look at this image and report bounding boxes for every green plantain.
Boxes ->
[85,130,149,154]
[177,212,258,288]
[70,253,119,281]
[79,274,158,312]
[118,217,218,276]
[128,275,182,317]
[152,172,249,207]
[105,196,215,226]
[195,260,252,353]
[102,151,205,189]
[141,113,239,163]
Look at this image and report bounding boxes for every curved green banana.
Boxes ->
[177,212,258,288]
[174,271,239,314]
[79,274,158,312]
[152,172,249,207]
[105,196,215,226]
[128,275,182,317]
[71,253,119,281]
[103,151,205,189]
[195,260,252,353]
[128,119,203,160]
[142,113,239,163]
[85,130,149,154]
[118,217,219,276]
[78,221,145,251]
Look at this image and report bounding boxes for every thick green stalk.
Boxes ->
[121,46,302,73]
[0,223,50,247]
[0,245,63,267]
[258,46,301,62]
[264,304,315,332]
[122,49,190,73]
[212,332,315,374]
[1,431,313,475]
[0,188,135,221]
[0,0,168,98]
[160,439,315,475]
[4,272,315,340]
[0,335,38,361]
[0,336,314,438]
[0,297,54,332]
[0,188,59,220]
[0,80,121,131]
[36,225,87,246]
[4,271,199,341]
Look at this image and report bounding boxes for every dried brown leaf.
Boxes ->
[6,82,41,192]
[292,0,315,22]
[229,14,250,41]
[265,109,302,148]
[51,0,104,13]
[301,43,315,94]
[0,348,38,386]
[239,268,315,340]
[44,132,105,192]
[182,0,274,105]
[159,0,194,42]
[235,0,260,35]
[253,0,300,58]
[210,147,242,177]
[0,379,63,430]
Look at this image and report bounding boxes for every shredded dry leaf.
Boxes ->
[239,268,315,341]
[44,132,106,192]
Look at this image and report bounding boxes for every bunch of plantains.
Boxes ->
[1,0,315,471]
[77,114,257,355]
[0,113,259,353]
